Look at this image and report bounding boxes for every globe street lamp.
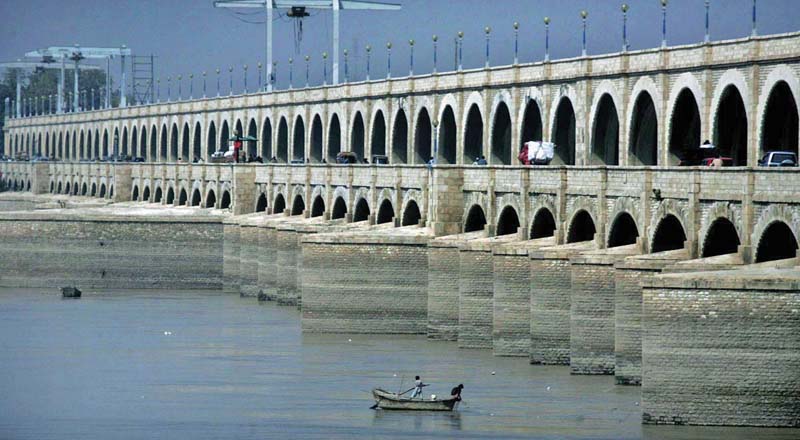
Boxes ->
[622,4,629,52]
[581,10,588,57]
[544,17,551,61]
[432,35,438,73]
[484,26,491,68]
[513,22,520,64]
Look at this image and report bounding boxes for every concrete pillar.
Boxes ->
[429,166,464,236]
[112,164,133,202]
[30,162,49,194]
[232,165,255,215]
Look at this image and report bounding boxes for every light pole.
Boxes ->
[91,89,95,110]
[751,0,757,36]
[177,75,182,100]
[408,39,415,76]
[189,74,194,99]
[305,55,310,87]
[216,69,221,97]
[289,58,294,89]
[432,35,438,73]
[343,50,349,82]
[156,79,160,102]
[258,62,262,90]
[228,66,233,95]
[272,61,278,88]
[661,0,668,48]
[513,22,519,64]
[705,0,711,43]
[243,64,248,93]
[457,31,464,70]
[366,45,372,80]
[581,10,588,57]
[544,17,551,61]
[323,52,328,85]
[386,42,392,79]
[202,72,207,98]
[622,4,629,52]
[167,76,171,102]
[484,26,491,68]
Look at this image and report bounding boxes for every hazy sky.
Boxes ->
[1,0,798,95]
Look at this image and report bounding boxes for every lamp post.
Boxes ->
[304,55,310,87]
[366,45,372,81]
[661,0,668,48]
[581,10,588,57]
[622,4,629,51]
[177,75,182,100]
[484,26,491,68]
[156,79,161,102]
[167,76,171,102]
[189,74,194,99]
[343,50,349,82]
[202,72,207,98]
[272,61,278,88]
[544,17,551,61]
[216,68,221,97]
[704,0,711,42]
[323,52,328,85]
[513,22,519,64]
[386,42,392,79]
[91,89,95,110]
[243,64,248,93]
[751,0,757,37]
[432,35,438,73]
[258,62,262,90]
[228,66,233,95]
[408,39,415,76]
[289,58,294,89]
[457,31,464,70]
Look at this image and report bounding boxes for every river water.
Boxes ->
[0,290,797,440]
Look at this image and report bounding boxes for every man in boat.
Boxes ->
[409,376,427,399]
[450,384,464,401]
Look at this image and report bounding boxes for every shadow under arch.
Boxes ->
[464,204,487,233]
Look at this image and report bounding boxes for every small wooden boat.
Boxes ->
[61,286,82,298]
[371,388,458,411]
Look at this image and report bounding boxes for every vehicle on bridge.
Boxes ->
[758,151,798,167]
[336,151,358,164]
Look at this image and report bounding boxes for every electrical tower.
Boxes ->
[131,55,155,105]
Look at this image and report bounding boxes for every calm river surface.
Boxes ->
[1,290,797,440]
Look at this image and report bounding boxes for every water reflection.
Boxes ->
[372,410,462,432]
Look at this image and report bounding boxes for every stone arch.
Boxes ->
[551,95,576,165]
[414,106,432,164]
[206,121,217,157]
[245,118,258,159]
[351,111,366,161]
[490,93,513,165]
[496,205,520,236]
[401,199,421,226]
[292,114,305,161]
[154,186,163,203]
[220,190,231,209]
[98,183,106,198]
[750,204,799,262]
[566,209,597,244]
[178,187,188,206]
[310,113,323,163]
[759,72,799,156]
[353,197,370,222]
[463,203,487,233]
[463,92,485,164]
[205,189,216,208]
[169,123,179,161]
[371,108,387,159]
[276,116,289,162]
[158,124,168,161]
[590,87,621,165]
[331,196,348,219]
[102,129,109,158]
[327,113,342,162]
[607,211,639,248]
[438,105,457,164]
[628,89,659,166]
[650,214,687,253]
[519,92,544,146]
[701,217,741,258]
[166,186,175,204]
[261,116,273,159]
[310,195,325,217]
[219,120,231,154]
[529,204,556,239]
[291,193,305,215]
[667,73,704,165]
[391,108,409,164]
[710,70,750,165]
[254,192,268,212]
[376,198,394,224]
[273,192,286,214]
[191,188,202,206]
[82,182,89,196]
[755,220,799,263]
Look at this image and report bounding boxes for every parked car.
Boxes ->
[758,151,798,167]
[372,155,389,165]
[336,151,358,164]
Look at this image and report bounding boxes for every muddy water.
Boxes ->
[0,290,796,439]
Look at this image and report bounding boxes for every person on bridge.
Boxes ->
[233,130,243,163]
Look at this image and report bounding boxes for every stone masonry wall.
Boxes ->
[222,221,240,294]
[458,248,494,349]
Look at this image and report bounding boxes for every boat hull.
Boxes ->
[372,388,457,411]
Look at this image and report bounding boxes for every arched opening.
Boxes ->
[273,193,286,214]
[57,182,62,194]
[464,204,487,233]
[464,104,483,164]
[291,194,305,215]
[181,123,190,161]
[713,86,748,166]
[651,215,687,253]
[439,106,457,164]
[392,109,408,164]
[755,221,798,263]
[669,89,701,165]
[65,182,71,195]
[154,187,163,203]
[138,127,147,159]
[80,131,86,159]
[353,198,370,222]
[99,184,106,198]
[327,115,341,162]
[761,81,799,155]
[207,122,217,157]
[49,181,54,193]
[87,131,94,159]
[219,121,230,153]
[702,218,741,257]
[142,186,151,201]
[293,116,305,161]
[376,199,394,224]
[121,127,128,157]
[591,94,620,165]
[220,191,231,209]
[553,98,576,165]
[170,123,179,161]
[193,122,202,161]
[255,193,268,212]
[491,102,512,165]
[521,99,543,145]
[310,196,325,217]
[567,210,596,243]
[179,188,187,206]
[371,110,386,158]
[102,130,109,158]
[415,108,432,164]
[310,115,323,162]
[191,189,202,206]
[149,126,157,161]
[205,190,216,208]
[131,127,138,159]
[402,200,421,226]
[159,125,168,161]
[261,118,273,159]
[496,206,520,236]
[82,183,88,196]
[331,197,347,219]
[247,119,258,160]
[72,183,79,195]
[351,112,365,161]
[91,183,97,197]
[277,117,288,162]
[530,208,556,239]
[629,91,658,166]
[607,212,639,248]
[166,187,175,205]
